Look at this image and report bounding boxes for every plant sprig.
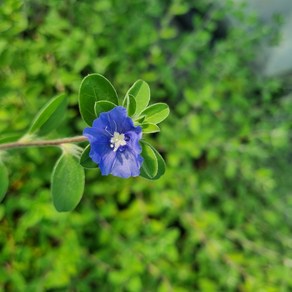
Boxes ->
[0,74,169,211]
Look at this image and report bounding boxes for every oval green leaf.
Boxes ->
[94,100,116,117]
[79,74,118,125]
[140,103,170,124]
[141,123,160,134]
[122,94,136,117]
[140,140,158,179]
[140,140,166,180]
[51,154,85,212]
[150,145,166,180]
[135,115,146,124]
[28,94,67,136]
[0,161,9,202]
[80,144,98,169]
[126,80,150,115]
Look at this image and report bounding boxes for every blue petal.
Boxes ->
[125,128,142,155]
[99,150,117,176]
[105,106,136,133]
[83,127,107,143]
[110,149,143,178]
[89,140,111,164]
[83,127,110,164]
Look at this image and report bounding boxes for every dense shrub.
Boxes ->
[1,0,291,290]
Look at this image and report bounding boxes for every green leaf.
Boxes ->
[80,144,98,169]
[150,145,166,180]
[0,133,23,144]
[126,80,150,115]
[51,154,85,212]
[79,74,118,125]
[122,94,136,117]
[28,94,67,136]
[135,116,146,124]
[140,140,158,179]
[140,140,166,180]
[94,100,116,117]
[141,123,160,134]
[0,161,9,202]
[140,103,170,124]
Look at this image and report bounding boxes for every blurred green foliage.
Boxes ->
[1,0,292,291]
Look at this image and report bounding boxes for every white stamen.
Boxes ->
[110,132,127,152]
[105,126,113,136]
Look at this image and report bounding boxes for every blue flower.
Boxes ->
[83,106,143,178]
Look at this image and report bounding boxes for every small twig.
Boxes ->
[0,136,88,150]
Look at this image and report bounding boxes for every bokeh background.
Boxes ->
[1,0,292,291]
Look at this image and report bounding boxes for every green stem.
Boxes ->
[0,136,88,151]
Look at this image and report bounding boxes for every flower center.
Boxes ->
[110,132,127,152]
